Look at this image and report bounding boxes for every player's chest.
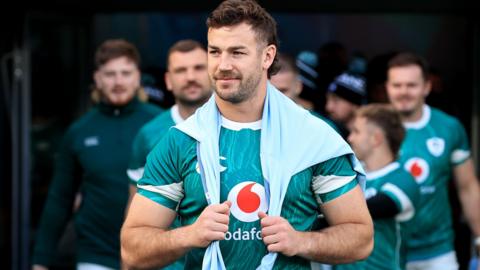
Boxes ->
[400,131,451,184]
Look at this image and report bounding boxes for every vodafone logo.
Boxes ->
[404,158,430,184]
[227,181,268,222]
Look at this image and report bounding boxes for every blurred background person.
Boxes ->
[271,52,339,133]
[270,53,314,110]
[32,39,162,270]
[386,52,480,270]
[325,72,367,138]
[336,104,419,270]
[127,39,211,189]
[296,50,319,111]
[126,38,211,270]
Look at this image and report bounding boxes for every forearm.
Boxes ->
[33,199,72,265]
[295,222,373,264]
[459,180,480,237]
[121,224,193,269]
[33,174,77,264]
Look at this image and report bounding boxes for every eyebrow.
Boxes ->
[208,45,248,51]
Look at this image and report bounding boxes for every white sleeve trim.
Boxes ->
[382,183,415,222]
[312,174,356,194]
[137,181,184,203]
[451,149,470,164]
[127,167,145,182]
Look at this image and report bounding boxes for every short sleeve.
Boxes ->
[380,169,420,222]
[449,118,471,166]
[137,129,186,211]
[311,154,358,204]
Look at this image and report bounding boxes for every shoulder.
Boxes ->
[159,127,197,151]
[139,109,173,135]
[66,108,99,135]
[136,102,164,117]
[429,106,463,129]
[385,166,419,196]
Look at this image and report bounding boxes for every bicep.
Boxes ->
[124,193,176,230]
[320,185,372,226]
[453,158,477,189]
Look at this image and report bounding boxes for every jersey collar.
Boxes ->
[366,162,399,180]
[220,116,262,131]
[98,96,139,117]
[170,104,184,124]
[403,105,431,130]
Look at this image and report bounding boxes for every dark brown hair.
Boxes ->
[206,0,280,77]
[388,52,429,80]
[166,39,206,68]
[95,39,140,69]
[356,103,405,158]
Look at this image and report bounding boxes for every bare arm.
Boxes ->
[453,159,480,253]
[260,185,373,264]
[121,194,231,269]
[124,185,137,217]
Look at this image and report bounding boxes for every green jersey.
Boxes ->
[127,105,185,270]
[127,105,183,184]
[399,105,470,261]
[138,117,360,269]
[335,162,420,270]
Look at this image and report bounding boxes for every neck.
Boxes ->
[401,104,424,123]
[363,146,394,172]
[345,117,356,132]
[176,102,199,120]
[295,97,314,110]
[216,79,267,122]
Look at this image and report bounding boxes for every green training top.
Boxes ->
[127,105,183,184]
[399,105,470,261]
[33,98,162,269]
[335,162,419,270]
[127,104,185,270]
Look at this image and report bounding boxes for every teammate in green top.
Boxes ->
[121,0,373,269]
[127,39,212,187]
[335,104,420,270]
[386,52,480,270]
[125,39,212,270]
[32,39,162,270]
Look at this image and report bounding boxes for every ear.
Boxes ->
[164,72,173,92]
[294,77,303,95]
[371,127,384,147]
[262,44,277,71]
[423,79,432,98]
[93,70,101,89]
[135,70,142,89]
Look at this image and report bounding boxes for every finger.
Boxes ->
[262,234,280,245]
[208,222,229,233]
[260,215,280,227]
[206,231,227,242]
[223,201,232,216]
[266,242,284,253]
[211,201,231,214]
[223,200,232,208]
[258,211,268,219]
[261,224,278,237]
[211,212,230,224]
